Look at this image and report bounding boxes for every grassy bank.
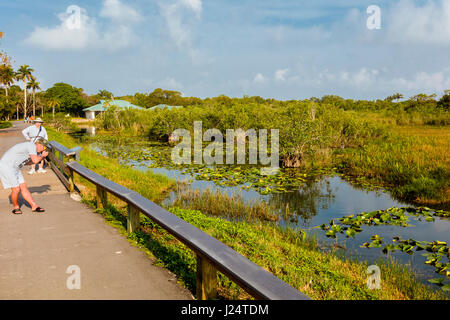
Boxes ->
[46,125,447,300]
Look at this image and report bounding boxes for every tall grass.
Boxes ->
[336,126,450,208]
[171,186,280,222]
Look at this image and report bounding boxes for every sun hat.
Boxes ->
[34,137,49,147]
[33,118,44,123]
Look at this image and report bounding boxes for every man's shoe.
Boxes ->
[28,168,35,175]
[37,168,47,173]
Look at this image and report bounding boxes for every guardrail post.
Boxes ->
[68,169,74,193]
[67,155,75,193]
[127,205,140,234]
[96,186,107,209]
[196,255,217,300]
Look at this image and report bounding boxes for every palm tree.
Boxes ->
[27,76,40,117]
[0,64,15,100]
[15,65,34,119]
[48,98,61,120]
[394,93,403,102]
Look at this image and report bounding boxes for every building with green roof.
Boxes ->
[83,99,144,119]
[148,104,183,111]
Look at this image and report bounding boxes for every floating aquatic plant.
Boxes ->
[361,236,450,291]
[318,207,449,239]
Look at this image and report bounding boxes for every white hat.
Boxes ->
[34,118,44,123]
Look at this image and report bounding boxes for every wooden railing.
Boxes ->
[48,141,311,301]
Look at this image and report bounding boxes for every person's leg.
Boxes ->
[10,186,21,210]
[18,183,39,210]
[37,159,46,173]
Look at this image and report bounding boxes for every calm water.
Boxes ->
[86,135,449,287]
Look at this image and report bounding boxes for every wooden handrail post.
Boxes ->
[68,169,74,193]
[67,156,75,193]
[96,185,107,209]
[196,255,217,300]
[127,205,140,234]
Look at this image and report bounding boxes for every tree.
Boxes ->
[147,88,183,107]
[385,93,403,102]
[97,89,114,100]
[0,64,15,99]
[45,82,88,116]
[48,98,61,120]
[27,76,40,117]
[15,65,34,118]
[406,93,437,112]
[437,90,450,111]
[6,85,23,120]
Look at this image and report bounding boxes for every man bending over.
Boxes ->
[0,138,49,214]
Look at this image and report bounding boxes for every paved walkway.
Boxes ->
[0,121,193,300]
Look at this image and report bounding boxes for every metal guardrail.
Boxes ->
[48,141,311,301]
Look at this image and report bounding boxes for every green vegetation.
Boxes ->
[172,186,279,222]
[336,125,450,207]
[318,207,450,291]
[319,207,449,239]
[47,127,175,204]
[44,82,88,116]
[0,120,11,129]
[95,97,449,208]
[93,202,448,300]
[45,125,448,300]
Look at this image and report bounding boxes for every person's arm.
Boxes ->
[42,127,48,141]
[22,127,31,140]
[30,151,48,164]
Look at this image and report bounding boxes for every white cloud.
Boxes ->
[386,0,450,45]
[99,0,142,23]
[24,0,141,51]
[253,73,267,84]
[390,72,450,93]
[274,68,289,81]
[159,0,203,60]
[181,0,202,17]
[158,77,184,91]
[24,7,97,50]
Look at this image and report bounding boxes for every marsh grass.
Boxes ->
[171,186,280,222]
[336,125,450,209]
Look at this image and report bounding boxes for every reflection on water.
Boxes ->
[268,179,335,227]
[76,126,96,137]
[85,126,95,136]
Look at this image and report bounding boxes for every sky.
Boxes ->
[0,0,449,100]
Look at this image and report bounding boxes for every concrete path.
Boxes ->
[0,121,193,300]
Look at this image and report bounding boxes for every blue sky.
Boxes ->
[1,0,449,100]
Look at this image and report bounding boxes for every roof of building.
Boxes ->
[83,100,144,112]
[148,104,183,111]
